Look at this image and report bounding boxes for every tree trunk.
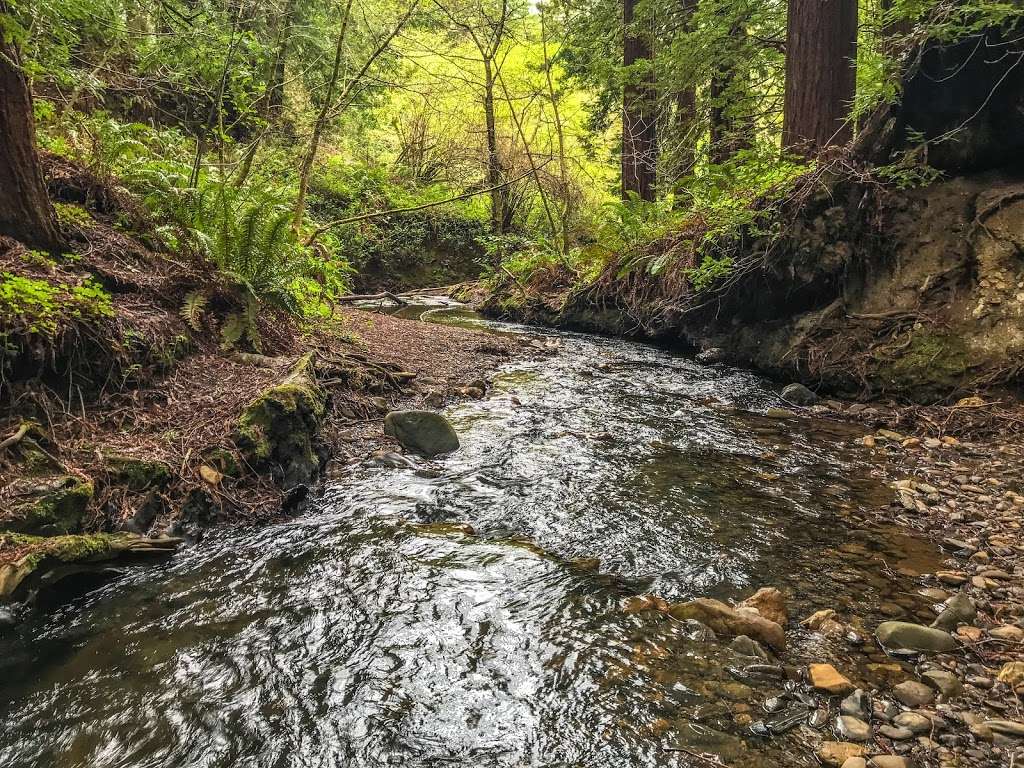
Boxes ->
[668,0,697,191]
[0,25,64,252]
[482,57,507,233]
[622,0,657,201]
[782,0,859,155]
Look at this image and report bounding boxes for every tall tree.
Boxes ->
[0,5,64,252]
[782,0,859,155]
[621,0,656,200]
[433,0,519,233]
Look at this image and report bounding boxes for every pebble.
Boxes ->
[892,681,935,707]
[841,759,867,768]
[996,661,1024,687]
[878,724,915,740]
[810,663,856,695]
[869,756,913,768]
[841,689,872,721]
[989,624,1024,641]
[892,712,932,735]
[921,670,962,699]
[837,715,872,742]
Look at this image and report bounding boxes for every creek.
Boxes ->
[0,303,945,767]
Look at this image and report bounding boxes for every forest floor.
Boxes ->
[0,183,524,599]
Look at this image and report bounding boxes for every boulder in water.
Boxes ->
[384,410,460,457]
[781,383,819,406]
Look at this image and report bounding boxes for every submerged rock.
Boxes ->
[668,598,786,651]
[0,532,180,600]
[384,410,460,458]
[810,663,855,695]
[730,634,770,661]
[875,621,957,653]
[892,680,935,707]
[816,741,867,767]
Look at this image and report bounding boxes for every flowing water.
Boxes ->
[0,304,944,768]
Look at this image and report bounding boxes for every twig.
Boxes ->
[0,423,30,453]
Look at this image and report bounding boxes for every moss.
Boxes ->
[202,447,241,477]
[883,330,974,399]
[235,353,326,487]
[103,453,172,492]
[0,531,158,599]
[6,476,94,536]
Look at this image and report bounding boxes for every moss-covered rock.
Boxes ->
[0,531,180,600]
[1,475,94,536]
[235,353,326,487]
[102,452,172,492]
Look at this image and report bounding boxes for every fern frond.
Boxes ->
[180,290,208,331]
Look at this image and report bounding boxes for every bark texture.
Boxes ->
[782,0,859,155]
[0,28,64,252]
[622,0,657,201]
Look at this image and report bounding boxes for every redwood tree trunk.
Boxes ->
[0,26,64,252]
[622,0,657,201]
[783,0,859,155]
[671,0,697,184]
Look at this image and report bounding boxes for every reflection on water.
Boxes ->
[0,304,941,768]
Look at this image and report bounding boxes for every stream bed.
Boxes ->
[0,305,946,768]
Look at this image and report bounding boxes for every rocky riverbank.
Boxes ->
[626,394,1024,768]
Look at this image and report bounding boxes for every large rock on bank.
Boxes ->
[668,598,786,651]
[384,410,460,458]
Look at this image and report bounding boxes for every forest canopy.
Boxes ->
[1,0,1022,316]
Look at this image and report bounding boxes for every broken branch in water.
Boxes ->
[335,292,409,306]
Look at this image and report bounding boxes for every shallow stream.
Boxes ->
[0,305,945,767]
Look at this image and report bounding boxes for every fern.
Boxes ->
[180,291,208,331]
[219,296,263,352]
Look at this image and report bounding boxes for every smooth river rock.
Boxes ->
[668,598,786,651]
[892,681,935,707]
[930,592,976,631]
[810,663,855,695]
[875,621,957,653]
[836,715,872,742]
[384,411,460,458]
[781,382,819,406]
[817,741,867,767]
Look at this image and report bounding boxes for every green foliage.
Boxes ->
[598,192,678,257]
[180,291,209,331]
[171,179,349,315]
[0,273,114,338]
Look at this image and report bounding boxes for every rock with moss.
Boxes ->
[235,353,326,488]
[0,531,180,600]
[1,475,94,536]
[102,452,172,492]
